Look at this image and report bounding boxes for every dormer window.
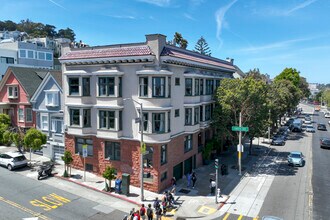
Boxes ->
[8,86,18,99]
[45,90,59,107]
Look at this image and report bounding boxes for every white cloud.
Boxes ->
[106,15,136,19]
[285,0,317,15]
[190,0,205,7]
[48,0,67,10]
[184,13,196,21]
[137,0,171,7]
[215,0,238,47]
[237,37,314,53]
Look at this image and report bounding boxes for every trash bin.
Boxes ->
[115,178,122,194]
[122,173,130,196]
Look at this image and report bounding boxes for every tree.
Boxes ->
[246,68,268,82]
[172,32,188,49]
[102,165,116,192]
[194,36,211,56]
[0,114,10,144]
[215,77,268,155]
[57,28,76,41]
[44,24,57,38]
[274,68,300,88]
[298,77,311,98]
[10,128,25,152]
[61,150,73,177]
[24,128,47,164]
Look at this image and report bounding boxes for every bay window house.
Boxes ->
[59,34,236,193]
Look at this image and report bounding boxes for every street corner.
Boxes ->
[217,194,230,209]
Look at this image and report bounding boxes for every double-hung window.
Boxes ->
[41,115,48,130]
[51,118,63,134]
[70,109,80,126]
[105,142,121,161]
[76,138,93,156]
[194,79,200,96]
[25,108,32,122]
[139,77,148,97]
[160,144,167,165]
[8,86,18,98]
[99,77,115,96]
[45,91,59,106]
[18,108,24,122]
[200,106,204,122]
[140,112,148,132]
[184,134,193,152]
[152,77,165,97]
[83,109,91,127]
[152,113,165,133]
[185,108,192,125]
[200,79,204,95]
[185,78,192,96]
[99,110,116,130]
[194,107,200,125]
[206,79,214,95]
[69,78,79,95]
[82,77,90,96]
[205,104,211,121]
[19,50,26,58]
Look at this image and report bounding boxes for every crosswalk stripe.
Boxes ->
[237,215,243,220]
[222,212,230,220]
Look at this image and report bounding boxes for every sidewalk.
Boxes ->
[0,138,269,219]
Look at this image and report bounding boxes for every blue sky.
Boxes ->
[1,0,329,83]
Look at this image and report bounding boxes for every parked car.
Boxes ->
[305,125,315,133]
[271,137,286,146]
[317,123,327,131]
[325,113,330,118]
[304,119,312,124]
[0,152,28,170]
[320,138,330,149]
[287,151,305,167]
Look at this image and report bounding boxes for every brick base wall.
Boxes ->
[65,128,213,193]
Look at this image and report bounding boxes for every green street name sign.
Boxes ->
[232,126,249,132]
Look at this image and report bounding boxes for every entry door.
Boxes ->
[173,162,183,180]
[184,157,193,175]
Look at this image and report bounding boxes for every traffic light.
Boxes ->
[215,159,219,169]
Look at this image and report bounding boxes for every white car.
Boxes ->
[325,114,330,118]
[0,152,28,170]
[306,125,315,133]
[304,120,312,124]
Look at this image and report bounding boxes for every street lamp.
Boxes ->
[123,98,144,201]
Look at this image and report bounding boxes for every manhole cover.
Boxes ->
[178,189,191,194]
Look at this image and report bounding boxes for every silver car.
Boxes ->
[305,125,315,133]
[0,152,28,170]
[288,151,304,167]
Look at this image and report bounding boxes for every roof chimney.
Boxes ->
[146,34,167,66]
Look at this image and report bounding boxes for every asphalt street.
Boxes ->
[0,167,127,220]
[257,103,313,220]
[311,108,330,220]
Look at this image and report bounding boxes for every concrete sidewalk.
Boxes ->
[0,138,269,219]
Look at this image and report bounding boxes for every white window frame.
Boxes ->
[7,86,18,98]
[38,51,45,60]
[19,49,26,58]
[46,53,53,61]
[25,108,32,122]
[18,108,24,122]
[27,50,34,59]
[41,115,48,130]
[45,90,59,107]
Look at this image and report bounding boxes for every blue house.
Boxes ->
[30,71,64,162]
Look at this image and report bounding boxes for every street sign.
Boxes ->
[237,144,244,152]
[215,159,219,169]
[82,144,87,158]
[232,126,249,132]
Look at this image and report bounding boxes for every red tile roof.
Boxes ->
[161,46,235,71]
[60,45,153,60]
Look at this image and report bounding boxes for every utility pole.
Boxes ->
[268,109,271,144]
[238,112,242,176]
[215,159,219,204]
[140,102,144,202]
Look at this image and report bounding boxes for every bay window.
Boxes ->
[185,78,192,96]
[152,113,165,133]
[152,77,165,97]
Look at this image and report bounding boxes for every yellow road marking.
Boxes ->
[237,215,243,220]
[253,216,259,220]
[222,212,230,220]
[197,205,217,215]
[0,196,50,220]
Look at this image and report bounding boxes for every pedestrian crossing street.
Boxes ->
[220,212,259,220]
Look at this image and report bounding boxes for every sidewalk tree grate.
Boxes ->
[178,189,190,194]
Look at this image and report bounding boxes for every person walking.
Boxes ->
[147,204,153,220]
[170,177,176,195]
[187,172,192,188]
[192,171,197,188]
[209,178,216,195]
[140,204,146,220]
[155,206,162,220]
